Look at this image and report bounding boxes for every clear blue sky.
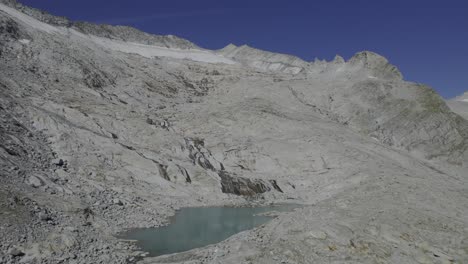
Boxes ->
[19,0,468,98]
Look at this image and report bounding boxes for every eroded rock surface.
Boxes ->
[0,1,467,263]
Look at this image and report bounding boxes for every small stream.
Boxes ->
[119,204,300,257]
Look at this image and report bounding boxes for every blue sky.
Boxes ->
[19,0,468,98]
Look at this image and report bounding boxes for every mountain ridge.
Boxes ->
[0,0,409,78]
[0,0,199,49]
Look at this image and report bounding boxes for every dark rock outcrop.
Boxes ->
[157,164,170,181]
[218,171,269,196]
[185,138,217,171]
[218,171,283,196]
[177,165,191,183]
[269,180,283,193]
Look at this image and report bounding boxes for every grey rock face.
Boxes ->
[326,79,468,163]
[0,15,19,40]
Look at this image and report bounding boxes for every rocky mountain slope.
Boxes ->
[1,1,467,263]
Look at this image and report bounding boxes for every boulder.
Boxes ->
[8,247,24,257]
[26,175,44,188]
[38,212,51,221]
[51,158,64,166]
[112,199,123,206]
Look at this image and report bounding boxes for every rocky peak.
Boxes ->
[332,54,345,64]
[349,51,387,65]
[218,43,237,53]
[348,51,403,80]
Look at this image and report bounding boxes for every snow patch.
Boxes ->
[368,76,378,79]
[462,98,468,102]
[88,36,236,64]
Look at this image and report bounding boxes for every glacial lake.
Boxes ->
[120,204,300,257]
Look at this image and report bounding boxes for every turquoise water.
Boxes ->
[120,204,299,257]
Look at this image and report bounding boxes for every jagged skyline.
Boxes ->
[18,0,468,98]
